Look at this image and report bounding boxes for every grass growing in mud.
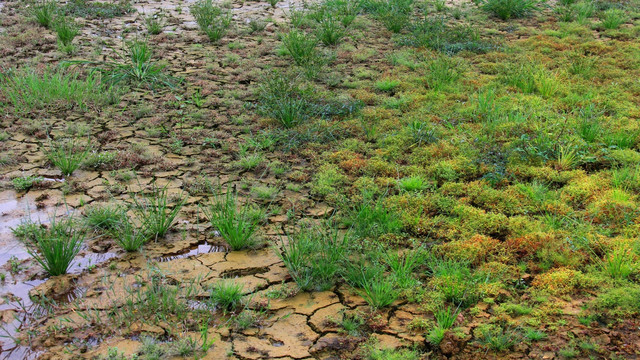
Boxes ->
[17,215,85,276]
[2,0,640,357]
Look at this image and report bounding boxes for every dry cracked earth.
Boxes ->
[0,0,426,359]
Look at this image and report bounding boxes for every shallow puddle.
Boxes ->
[155,240,228,262]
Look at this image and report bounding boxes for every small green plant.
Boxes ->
[338,311,364,336]
[19,215,86,276]
[345,195,402,239]
[479,0,545,20]
[131,184,186,239]
[190,0,232,42]
[397,176,431,192]
[209,280,244,310]
[32,0,58,28]
[202,186,261,250]
[601,247,635,280]
[248,18,267,33]
[12,175,43,191]
[145,11,165,35]
[374,79,400,92]
[475,324,520,351]
[524,328,547,341]
[43,138,91,176]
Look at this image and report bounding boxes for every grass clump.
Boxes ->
[54,17,79,54]
[190,0,232,42]
[600,8,626,29]
[19,215,85,276]
[281,28,320,67]
[278,222,350,291]
[344,195,402,239]
[209,280,244,310]
[202,186,261,250]
[111,217,149,252]
[131,184,186,240]
[84,204,125,231]
[43,138,91,176]
[32,0,58,28]
[145,11,165,35]
[256,71,314,128]
[479,0,545,19]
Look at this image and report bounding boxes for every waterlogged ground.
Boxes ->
[2,0,640,359]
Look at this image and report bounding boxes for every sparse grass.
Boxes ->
[19,215,85,276]
[64,0,132,19]
[0,67,116,113]
[479,0,545,19]
[202,186,261,250]
[144,11,165,35]
[66,40,178,90]
[190,0,232,42]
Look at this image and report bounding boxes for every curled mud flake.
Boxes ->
[308,303,346,334]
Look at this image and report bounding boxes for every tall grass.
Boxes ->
[20,215,85,276]
[201,186,261,250]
